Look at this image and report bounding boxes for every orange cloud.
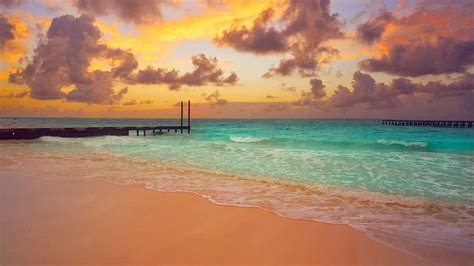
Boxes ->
[373,4,473,54]
[0,15,29,63]
[91,1,276,67]
[94,19,175,66]
[357,3,474,77]
[138,0,276,41]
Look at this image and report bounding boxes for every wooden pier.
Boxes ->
[0,101,192,140]
[382,119,472,128]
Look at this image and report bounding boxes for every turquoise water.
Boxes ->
[1,118,473,258]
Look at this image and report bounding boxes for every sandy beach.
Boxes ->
[0,174,430,265]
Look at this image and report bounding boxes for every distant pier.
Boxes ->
[382,119,472,128]
[0,101,191,140]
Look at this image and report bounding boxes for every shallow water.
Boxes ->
[1,118,473,260]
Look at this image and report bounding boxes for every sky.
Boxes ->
[0,0,472,119]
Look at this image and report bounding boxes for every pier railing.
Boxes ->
[382,119,472,128]
[0,101,192,140]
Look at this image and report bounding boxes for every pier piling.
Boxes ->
[180,101,184,134]
[382,119,472,128]
[188,100,191,134]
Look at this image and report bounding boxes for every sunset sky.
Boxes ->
[0,0,472,119]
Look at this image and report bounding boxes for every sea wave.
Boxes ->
[39,136,77,143]
[1,145,474,261]
[229,136,269,143]
[377,139,428,148]
[4,131,473,261]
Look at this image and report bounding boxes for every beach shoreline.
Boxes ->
[0,174,432,265]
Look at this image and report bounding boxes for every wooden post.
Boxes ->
[180,101,184,134]
[137,129,139,136]
[144,129,146,136]
[188,100,191,134]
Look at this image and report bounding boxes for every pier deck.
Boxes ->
[0,101,191,140]
[382,119,472,128]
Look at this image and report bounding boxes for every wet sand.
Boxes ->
[0,175,428,265]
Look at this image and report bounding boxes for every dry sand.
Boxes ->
[0,175,429,265]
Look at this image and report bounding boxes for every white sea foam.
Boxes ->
[377,139,428,148]
[230,136,269,143]
[2,134,473,262]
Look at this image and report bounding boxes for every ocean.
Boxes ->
[1,118,473,259]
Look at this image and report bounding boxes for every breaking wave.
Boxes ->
[377,139,428,148]
[230,136,269,143]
